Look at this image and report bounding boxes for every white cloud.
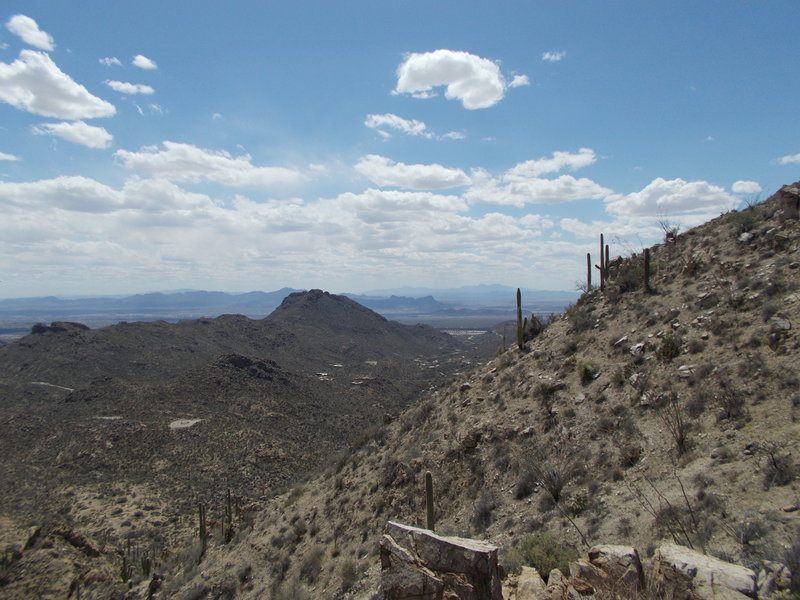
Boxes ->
[778,153,800,165]
[99,57,122,67]
[114,141,305,187]
[0,50,116,119]
[32,120,113,149]
[731,180,762,194]
[509,74,530,88]
[105,80,155,95]
[604,177,737,216]
[441,131,466,140]
[466,170,611,207]
[394,49,525,109]
[542,50,566,62]
[132,54,157,70]
[0,152,20,161]
[354,154,471,190]
[365,113,430,137]
[462,150,607,207]
[505,148,598,179]
[0,176,122,212]
[6,15,54,51]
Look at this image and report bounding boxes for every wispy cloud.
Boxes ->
[0,151,21,161]
[0,50,116,119]
[5,15,54,51]
[542,50,566,62]
[99,57,122,67]
[105,80,155,95]
[132,54,157,70]
[778,153,800,165]
[32,120,113,149]
[393,49,527,109]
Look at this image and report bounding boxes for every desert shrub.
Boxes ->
[567,305,594,333]
[714,379,747,421]
[339,558,360,593]
[685,387,710,417]
[275,579,312,600]
[514,470,537,500]
[471,491,496,533]
[657,333,683,362]
[500,546,525,575]
[299,546,325,584]
[618,444,642,469]
[733,516,769,546]
[783,530,800,595]
[577,362,598,385]
[515,533,578,581]
[657,393,692,455]
[686,338,705,354]
[756,442,797,489]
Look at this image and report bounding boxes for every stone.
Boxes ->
[516,566,548,600]
[739,232,755,243]
[652,543,757,600]
[757,561,792,599]
[630,343,646,356]
[587,545,646,591]
[383,522,503,600]
[380,534,444,600]
[770,316,792,332]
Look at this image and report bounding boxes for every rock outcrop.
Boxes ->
[380,521,503,599]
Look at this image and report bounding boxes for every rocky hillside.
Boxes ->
[0,290,485,598]
[3,185,800,599]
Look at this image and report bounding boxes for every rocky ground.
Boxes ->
[2,184,800,599]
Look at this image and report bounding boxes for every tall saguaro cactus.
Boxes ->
[599,234,605,291]
[425,471,435,531]
[586,253,592,290]
[516,288,524,350]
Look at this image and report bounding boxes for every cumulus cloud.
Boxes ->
[0,50,116,119]
[114,141,305,187]
[5,15,54,51]
[505,148,598,179]
[32,120,113,149]
[778,153,800,165]
[542,50,566,62]
[99,57,122,66]
[132,55,157,70]
[463,149,607,207]
[105,80,155,95]
[394,49,525,109]
[355,154,471,190]
[0,152,20,161]
[604,177,737,216]
[0,176,122,212]
[731,180,762,194]
[465,170,611,207]
[509,74,530,88]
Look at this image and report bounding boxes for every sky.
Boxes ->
[1,1,799,299]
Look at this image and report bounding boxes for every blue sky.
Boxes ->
[1,1,798,298]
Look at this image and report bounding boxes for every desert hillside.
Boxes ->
[2,185,800,599]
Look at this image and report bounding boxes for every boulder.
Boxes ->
[515,566,548,600]
[382,522,503,600]
[652,543,757,600]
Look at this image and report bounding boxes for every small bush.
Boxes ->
[299,546,325,584]
[578,362,598,385]
[471,491,496,533]
[515,533,578,581]
[657,333,683,362]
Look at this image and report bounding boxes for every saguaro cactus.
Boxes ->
[516,288,524,350]
[600,234,605,291]
[586,252,592,290]
[425,471,435,531]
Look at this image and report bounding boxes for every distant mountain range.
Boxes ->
[0,285,578,339]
